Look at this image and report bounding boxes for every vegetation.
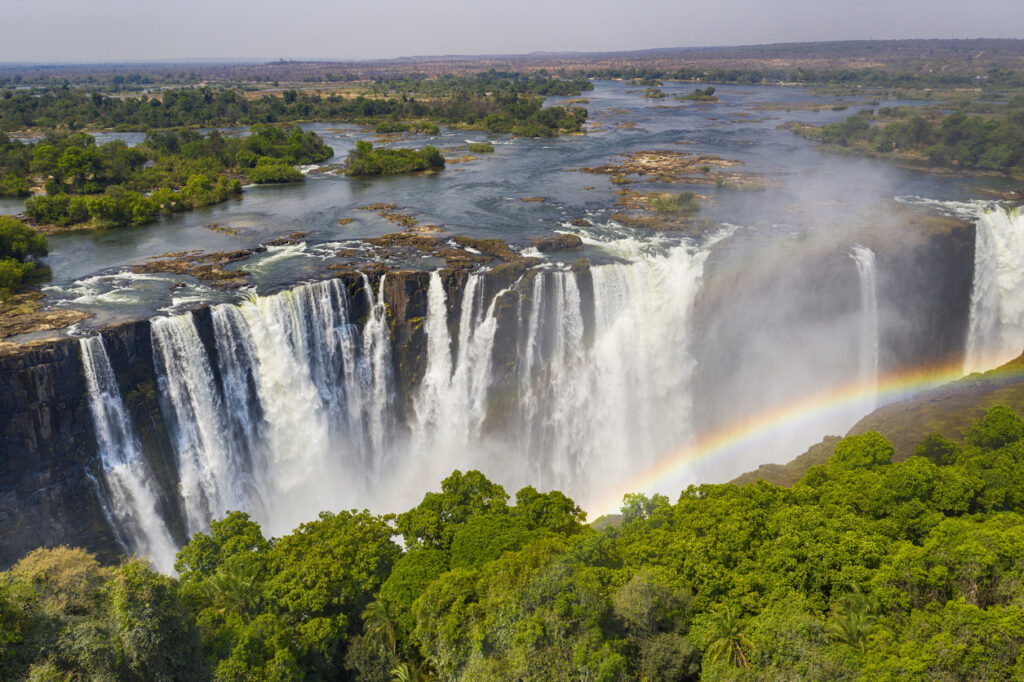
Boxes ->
[9,124,331,228]
[791,106,1024,173]
[681,87,718,102]
[0,215,47,294]
[0,74,590,138]
[466,142,494,153]
[650,190,701,214]
[345,140,444,177]
[6,405,1024,679]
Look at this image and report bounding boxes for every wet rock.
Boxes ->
[530,234,583,252]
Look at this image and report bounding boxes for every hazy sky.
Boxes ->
[2,0,1023,63]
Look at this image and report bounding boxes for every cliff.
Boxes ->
[0,265,549,567]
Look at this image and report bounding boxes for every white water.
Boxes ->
[80,336,178,572]
[89,229,891,562]
[405,240,708,505]
[966,206,1024,373]
[852,245,879,407]
[152,315,247,533]
[153,277,394,540]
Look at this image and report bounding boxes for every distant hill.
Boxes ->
[3,38,1024,85]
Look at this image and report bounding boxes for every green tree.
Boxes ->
[965,405,1024,450]
[397,470,509,549]
[175,510,269,582]
[826,590,877,651]
[830,431,894,470]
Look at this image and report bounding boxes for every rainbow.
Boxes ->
[586,358,1024,518]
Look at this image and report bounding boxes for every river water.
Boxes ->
[13,80,1008,324]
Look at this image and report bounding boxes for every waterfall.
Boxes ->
[152,314,246,533]
[965,206,1024,373]
[851,245,879,406]
[88,237,714,557]
[407,241,708,503]
[150,277,394,540]
[79,336,178,572]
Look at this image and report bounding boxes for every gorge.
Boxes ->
[1,78,1022,576]
[4,204,1019,571]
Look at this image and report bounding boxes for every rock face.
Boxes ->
[691,219,976,439]
[0,335,113,566]
[0,266,539,567]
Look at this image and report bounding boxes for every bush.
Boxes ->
[0,257,32,293]
[0,215,47,260]
[468,142,495,153]
[650,191,700,214]
[248,158,304,183]
[374,121,411,134]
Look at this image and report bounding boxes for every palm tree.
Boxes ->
[200,560,262,618]
[827,590,877,651]
[391,661,437,682]
[363,598,397,655]
[705,604,755,668]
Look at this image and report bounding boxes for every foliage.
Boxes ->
[682,86,719,102]
[12,125,325,229]
[466,142,494,153]
[0,548,203,681]
[794,106,1024,172]
[7,405,1024,679]
[0,74,591,138]
[395,469,509,549]
[650,190,701,214]
[344,140,444,177]
[0,214,46,293]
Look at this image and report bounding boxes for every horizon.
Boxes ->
[2,36,1024,69]
[3,0,1023,64]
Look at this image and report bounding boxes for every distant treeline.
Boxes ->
[5,405,1024,680]
[583,65,1024,90]
[0,74,590,137]
[792,106,1024,172]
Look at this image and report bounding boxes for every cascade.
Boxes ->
[851,245,879,407]
[965,206,1024,373]
[79,335,178,572]
[152,314,247,533]
[406,240,708,503]
[153,277,394,540]
[81,232,887,562]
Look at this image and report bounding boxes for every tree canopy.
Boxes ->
[5,406,1024,679]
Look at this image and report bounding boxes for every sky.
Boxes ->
[2,0,1023,63]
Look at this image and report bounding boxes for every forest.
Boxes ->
[790,105,1024,172]
[0,75,589,138]
[0,124,332,229]
[3,405,1024,680]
